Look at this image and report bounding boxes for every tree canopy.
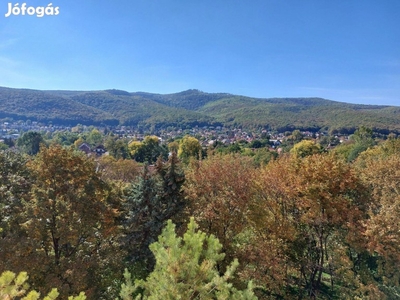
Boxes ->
[120,218,257,300]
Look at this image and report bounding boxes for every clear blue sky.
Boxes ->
[1,0,399,105]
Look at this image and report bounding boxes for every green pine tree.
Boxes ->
[156,152,185,226]
[124,165,164,275]
[120,218,257,300]
[124,155,186,276]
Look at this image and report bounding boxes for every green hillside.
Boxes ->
[0,87,118,125]
[0,86,399,133]
[68,90,216,127]
[198,96,400,133]
[135,89,232,110]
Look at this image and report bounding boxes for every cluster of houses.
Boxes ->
[1,120,350,154]
[0,121,71,140]
[77,143,107,156]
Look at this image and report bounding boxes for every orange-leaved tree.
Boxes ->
[9,145,122,299]
[251,153,373,298]
[184,154,257,284]
[355,140,400,293]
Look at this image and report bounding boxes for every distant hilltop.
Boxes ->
[0,86,399,134]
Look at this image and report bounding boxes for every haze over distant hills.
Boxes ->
[0,86,399,134]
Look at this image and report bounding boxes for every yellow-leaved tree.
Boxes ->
[0,270,86,300]
[2,145,123,299]
[355,139,400,293]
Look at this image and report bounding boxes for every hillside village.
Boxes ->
[0,119,352,155]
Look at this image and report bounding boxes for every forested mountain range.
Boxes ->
[0,86,399,133]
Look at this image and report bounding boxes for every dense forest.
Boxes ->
[0,128,399,299]
[1,86,399,133]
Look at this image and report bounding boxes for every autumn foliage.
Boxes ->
[184,148,398,299]
[0,145,122,298]
[0,136,399,299]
